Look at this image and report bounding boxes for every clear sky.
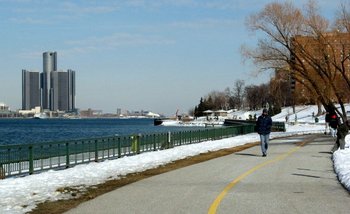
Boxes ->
[0,0,341,116]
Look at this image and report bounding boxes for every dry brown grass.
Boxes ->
[29,142,258,214]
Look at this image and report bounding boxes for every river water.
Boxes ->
[0,118,204,145]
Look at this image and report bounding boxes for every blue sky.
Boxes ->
[0,0,340,115]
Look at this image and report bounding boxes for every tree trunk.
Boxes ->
[317,102,323,116]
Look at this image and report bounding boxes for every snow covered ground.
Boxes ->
[0,105,349,214]
[163,103,350,126]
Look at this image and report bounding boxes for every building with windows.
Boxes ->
[51,70,75,112]
[22,52,76,112]
[290,32,350,104]
[67,69,76,111]
[22,70,41,110]
[0,103,9,111]
[0,103,20,118]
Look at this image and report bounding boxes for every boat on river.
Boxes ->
[33,113,48,119]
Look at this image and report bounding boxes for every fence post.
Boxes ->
[131,135,140,154]
[167,131,172,148]
[118,137,121,158]
[112,137,116,157]
[66,142,70,168]
[95,140,98,162]
[190,131,192,144]
[179,132,182,146]
[153,134,157,151]
[136,134,141,154]
[0,164,5,179]
[29,145,34,175]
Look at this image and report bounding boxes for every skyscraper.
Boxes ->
[22,51,76,112]
[67,69,76,111]
[42,51,57,110]
[22,70,41,110]
[50,70,75,112]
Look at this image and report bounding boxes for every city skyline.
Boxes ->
[0,0,342,116]
[22,51,76,112]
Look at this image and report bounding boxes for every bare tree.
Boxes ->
[206,91,228,110]
[232,80,246,110]
[242,0,350,121]
[244,83,270,110]
[245,85,261,110]
[223,87,232,110]
[269,69,291,107]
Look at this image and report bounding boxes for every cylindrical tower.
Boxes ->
[42,51,57,110]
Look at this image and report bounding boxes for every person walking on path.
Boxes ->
[329,112,340,138]
[331,120,349,153]
[256,108,272,157]
[325,111,330,135]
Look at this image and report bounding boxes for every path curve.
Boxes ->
[66,134,350,214]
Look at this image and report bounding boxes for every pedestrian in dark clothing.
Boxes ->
[325,111,330,135]
[256,109,272,157]
[329,113,339,137]
[331,121,349,153]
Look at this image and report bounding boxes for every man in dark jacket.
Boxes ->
[331,120,349,153]
[329,113,339,137]
[256,108,272,157]
[325,111,330,135]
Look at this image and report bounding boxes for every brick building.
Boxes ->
[290,32,350,104]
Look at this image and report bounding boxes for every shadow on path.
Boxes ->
[235,153,261,157]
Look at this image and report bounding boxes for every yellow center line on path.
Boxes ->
[208,142,307,214]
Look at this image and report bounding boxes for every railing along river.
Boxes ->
[0,124,261,178]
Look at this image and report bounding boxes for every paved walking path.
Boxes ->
[65,134,350,214]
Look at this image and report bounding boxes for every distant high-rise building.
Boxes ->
[42,51,57,110]
[116,108,122,116]
[22,70,41,110]
[22,51,76,112]
[51,70,75,112]
[67,69,76,111]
